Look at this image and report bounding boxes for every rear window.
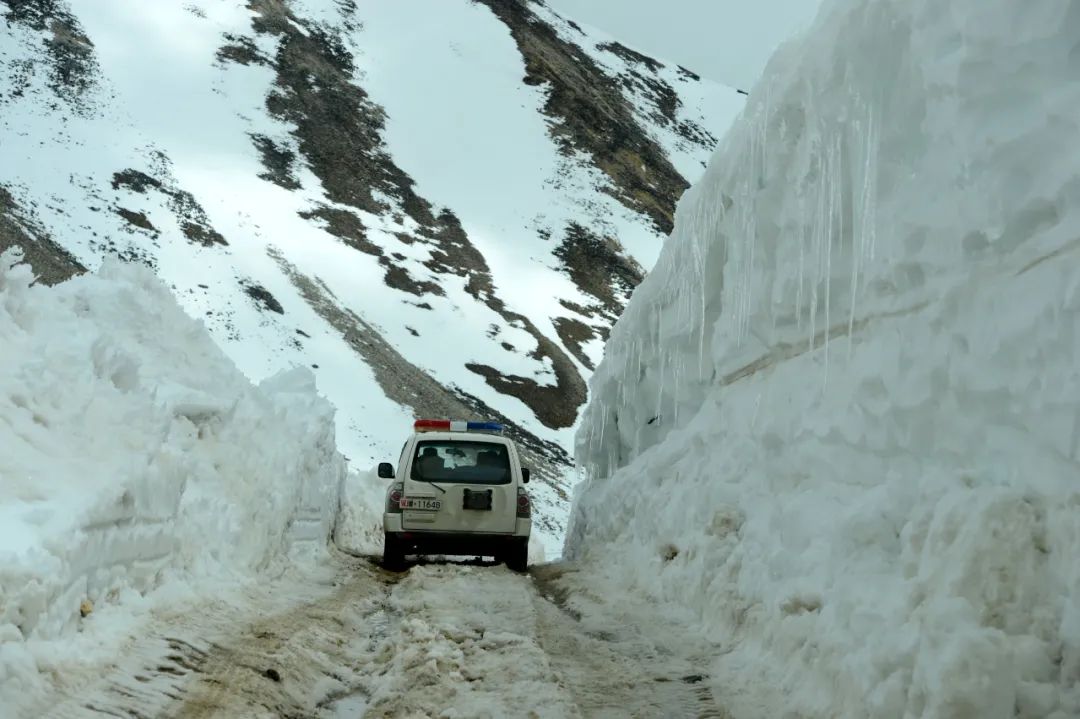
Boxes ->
[411,440,511,485]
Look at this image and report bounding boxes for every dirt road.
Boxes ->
[32,553,727,719]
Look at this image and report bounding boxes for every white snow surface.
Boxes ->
[0,249,350,710]
[568,0,1080,717]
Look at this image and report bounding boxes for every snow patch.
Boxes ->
[333,468,386,556]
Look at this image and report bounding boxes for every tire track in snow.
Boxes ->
[31,554,732,719]
[32,553,390,719]
[530,565,730,719]
[39,634,214,719]
[171,559,395,719]
[350,560,730,718]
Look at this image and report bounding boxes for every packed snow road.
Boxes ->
[29,552,729,719]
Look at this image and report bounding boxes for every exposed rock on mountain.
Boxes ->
[475,0,694,236]
[0,185,84,285]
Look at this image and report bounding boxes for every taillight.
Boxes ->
[516,488,531,518]
[386,482,404,514]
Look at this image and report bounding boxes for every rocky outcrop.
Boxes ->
[0,186,85,285]
[475,0,691,235]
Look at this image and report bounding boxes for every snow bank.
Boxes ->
[568,0,1080,717]
[334,468,386,556]
[0,249,345,699]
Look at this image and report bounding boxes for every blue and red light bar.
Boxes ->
[414,419,504,433]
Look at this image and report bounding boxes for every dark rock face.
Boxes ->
[250,134,301,190]
[554,223,644,318]
[0,186,85,285]
[553,316,597,370]
[111,168,228,248]
[3,0,98,112]
[245,0,411,219]
[243,282,285,315]
[473,0,691,235]
[114,208,157,233]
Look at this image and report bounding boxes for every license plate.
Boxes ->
[463,488,492,511]
[400,497,441,511]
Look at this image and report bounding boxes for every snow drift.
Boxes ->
[0,248,346,699]
[567,0,1080,717]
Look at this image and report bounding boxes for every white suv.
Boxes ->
[380,419,532,571]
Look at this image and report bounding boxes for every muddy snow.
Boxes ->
[21,552,730,719]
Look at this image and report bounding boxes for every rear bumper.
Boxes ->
[386,529,526,557]
[384,513,530,537]
[384,514,530,556]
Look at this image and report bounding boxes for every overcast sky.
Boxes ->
[545,0,822,90]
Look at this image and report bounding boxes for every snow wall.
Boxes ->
[0,249,345,680]
[567,1,1080,717]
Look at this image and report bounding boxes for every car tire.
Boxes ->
[504,538,528,573]
[383,532,405,571]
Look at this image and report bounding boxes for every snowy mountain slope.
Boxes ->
[568,0,1080,716]
[0,0,744,546]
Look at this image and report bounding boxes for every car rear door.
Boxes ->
[400,436,517,534]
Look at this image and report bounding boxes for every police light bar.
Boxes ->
[414,419,504,433]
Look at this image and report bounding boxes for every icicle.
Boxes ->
[697,240,707,377]
[761,77,771,179]
[849,108,867,361]
[745,205,756,344]
[823,152,832,381]
[809,131,825,354]
[823,133,839,390]
[655,306,665,423]
[596,399,606,455]
[796,191,806,332]
[635,336,642,390]
[863,107,879,263]
[672,354,682,426]
[848,202,861,359]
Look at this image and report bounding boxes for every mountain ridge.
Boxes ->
[0,0,744,543]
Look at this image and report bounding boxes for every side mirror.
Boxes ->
[521,467,530,483]
[377,462,395,479]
